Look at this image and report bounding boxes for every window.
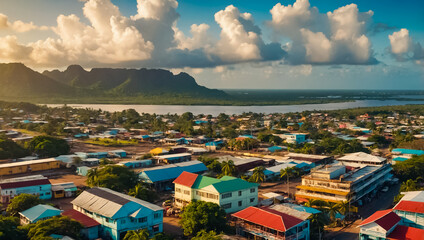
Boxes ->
[106,218,111,223]
[238,191,242,196]
[46,192,51,195]
[238,201,242,207]
[222,193,232,199]
[139,217,147,223]
[250,198,255,203]
[250,188,256,193]
[154,213,161,219]
[184,190,190,195]
[222,203,232,209]
[176,188,181,193]
[152,225,160,232]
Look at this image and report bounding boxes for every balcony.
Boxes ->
[238,224,298,240]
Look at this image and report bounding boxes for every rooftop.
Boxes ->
[338,152,386,163]
[61,209,100,228]
[359,209,401,231]
[0,158,59,168]
[19,204,61,222]
[387,225,424,240]
[394,200,424,214]
[0,175,50,189]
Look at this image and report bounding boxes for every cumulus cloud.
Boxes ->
[269,0,376,65]
[389,28,424,62]
[0,13,49,32]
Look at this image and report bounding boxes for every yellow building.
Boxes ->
[0,159,61,176]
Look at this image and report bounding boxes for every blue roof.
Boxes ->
[392,148,424,156]
[268,146,282,152]
[140,161,207,183]
[20,204,61,223]
[393,157,409,162]
[289,204,321,214]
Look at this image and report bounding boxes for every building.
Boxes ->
[62,209,100,240]
[296,163,392,203]
[359,209,424,240]
[232,206,310,240]
[217,155,265,172]
[0,175,52,204]
[118,159,153,169]
[0,158,60,176]
[278,133,308,144]
[248,162,297,181]
[51,182,77,199]
[287,153,332,166]
[393,191,424,229]
[19,204,61,225]
[109,150,127,158]
[337,152,387,167]
[154,153,191,164]
[139,160,207,190]
[173,171,259,213]
[71,187,163,240]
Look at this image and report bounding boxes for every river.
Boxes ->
[46,100,424,116]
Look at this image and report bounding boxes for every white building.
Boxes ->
[337,152,387,167]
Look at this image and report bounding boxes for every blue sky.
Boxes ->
[0,0,423,89]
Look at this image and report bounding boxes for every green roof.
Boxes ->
[192,175,221,189]
[192,175,258,193]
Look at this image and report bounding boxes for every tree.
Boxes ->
[326,202,340,222]
[179,201,227,236]
[191,230,223,240]
[150,233,174,240]
[309,213,327,240]
[221,160,236,176]
[392,155,424,182]
[6,194,43,216]
[0,137,28,159]
[128,184,158,203]
[26,216,82,240]
[26,136,70,157]
[280,167,295,195]
[86,165,139,192]
[250,166,265,183]
[0,216,27,240]
[86,168,99,186]
[123,229,149,240]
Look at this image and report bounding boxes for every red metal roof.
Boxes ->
[359,209,401,231]
[394,200,424,214]
[0,179,51,190]
[172,171,198,187]
[388,225,424,240]
[62,209,100,228]
[232,206,303,232]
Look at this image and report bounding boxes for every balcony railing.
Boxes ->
[239,225,298,240]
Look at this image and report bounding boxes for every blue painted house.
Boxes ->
[72,187,163,240]
[109,150,127,158]
[0,175,52,204]
[118,159,152,169]
[19,204,61,225]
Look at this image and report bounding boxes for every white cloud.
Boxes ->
[174,23,215,51]
[269,0,375,65]
[0,13,49,32]
[389,28,424,63]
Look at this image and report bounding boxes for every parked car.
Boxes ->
[381,186,389,192]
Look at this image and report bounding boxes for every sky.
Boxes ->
[0,0,423,90]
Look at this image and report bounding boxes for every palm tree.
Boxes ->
[221,160,235,176]
[305,199,316,208]
[309,213,327,240]
[86,168,99,186]
[123,229,149,240]
[292,167,303,178]
[251,166,266,183]
[280,167,294,195]
[401,179,418,192]
[327,202,340,222]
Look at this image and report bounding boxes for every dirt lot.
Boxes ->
[70,140,161,156]
[49,173,88,187]
[259,178,302,198]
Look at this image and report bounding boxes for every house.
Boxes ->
[393,191,424,229]
[173,172,259,213]
[359,209,424,240]
[287,153,332,166]
[77,166,92,176]
[19,204,61,225]
[71,187,163,240]
[139,160,208,191]
[0,175,52,204]
[154,153,191,164]
[232,206,310,240]
[296,163,392,203]
[0,158,60,176]
[277,133,308,144]
[247,162,297,181]
[62,209,100,240]
[118,159,153,169]
[51,182,77,199]
[217,155,265,173]
[109,150,127,158]
[337,152,387,167]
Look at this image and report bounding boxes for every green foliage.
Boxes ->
[86,165,139,192]
[6,194,43,217]
[227,138,259,151]
[198,156,221,173]
[128,184,158,203]
[26,135,70,158]
[179,201,227,236]
[0,216,27,240]
[123,229,149,240]
[191,230,223,240]
[249,166,265,183]
[85,138,138,146]
[25,216,83,240]
[392,155,424,182]
[150,233,174,240]
[295,137,369,155]
[0,136,28,159]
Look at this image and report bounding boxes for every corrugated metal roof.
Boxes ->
[387,225,424,240]
[0,175,50,189]
[140,160,207,183]
[71,187,162,219]
[0,158,59,168]
[359,210,401,231]
[19,204,61,222]
[62,209,100,228]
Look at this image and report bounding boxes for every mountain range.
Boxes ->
[0,63,226,99]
